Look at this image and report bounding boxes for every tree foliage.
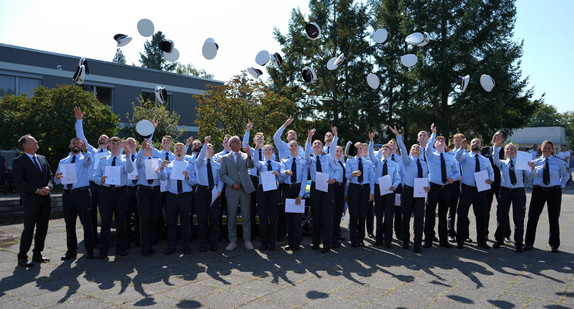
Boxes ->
[175,63,214,79]
[0,85,119,169]
[139,31,177,71]
[112,48,126,64]
[122,97,182,145]
[194,73,303,148]
[528,103,574,147]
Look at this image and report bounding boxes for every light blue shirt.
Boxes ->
[345,156,375,194]
[304,143,340,182]
[454,148,495,187]
[274,126,306,159]
[55,152,93,188]
[93,154,135,187]
[369,143,401,189]
[134,149,162,186]
[426,133,461,185]
[397,135,429,187]
[332,158,346,184]
[530,155,569,188]
[126,153,139,187]
[159,160,197,194]
[280,155,308,197]
[194,144,224,192]
[75,119,109,178]
[252,156,283,186]
[491,147,530,188]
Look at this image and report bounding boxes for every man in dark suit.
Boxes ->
[220,136,255,251]
[481,130,510,241]
[13,134,53,267]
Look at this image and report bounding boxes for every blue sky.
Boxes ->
[1,0,570,113]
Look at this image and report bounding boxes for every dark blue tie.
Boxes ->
[358,157,364,183]
[207,158,214,188]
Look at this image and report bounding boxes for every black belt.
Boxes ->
[197,185,214,190]
[139,185,159,190]
[534,185,561,192]
[168,192,191,197]
[350,182,369,188]
[284,183,301,188]
[64,186,89,194]
[103,186,125,191]
[430,182,451,189]
[461,183,478,190]
[501,187,524,192]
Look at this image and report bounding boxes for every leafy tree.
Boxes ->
[559,111,574,147]
[175,63,214,79]
[527,102,561,127]
[269,0,378,144]
[112,48,126,64]
[122,97,182,145]
[194,72,302,148]
[139,31,177,72]
[0,85,119,169]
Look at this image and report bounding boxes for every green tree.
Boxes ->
[527,102,560,127]
[559,111,574,147]
[194,73,302,148]
[122,97,182,145]
[0,85,119,169]
[112,48,126,64]
[269,0,378,143]
[175,63,215,79]
[139,31,177,72]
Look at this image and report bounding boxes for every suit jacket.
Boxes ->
[220,151,255,194]
[481,146,504,185]
[12,153,54,204]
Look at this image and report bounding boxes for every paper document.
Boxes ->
[260,171,278,191]
[104,166,121,185]
[315,172,329,192]
[394,193,401,206]
[170,160,187,180]
[60,163,77,185]
[474,170,491,192]
[145,159,159,180]
[515,151,532,171]
[285,198,305,213]
[378,175,393,196]
[413,178,429,198]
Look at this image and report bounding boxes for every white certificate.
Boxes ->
[127,169,138,180]
[413,178,429,198]
[145,159,159,180]
[60,163,77,185]
[378,175,393,196]
[94,152,107,170]
[170,160,187,180]
[515,151,532,171]
[285,198,305,213]
[211,188,219,207]
[104,166,121,185]
[394,193,401,206]
[474,170,491,192]
[260,171,278,192]
[315,172,329,192]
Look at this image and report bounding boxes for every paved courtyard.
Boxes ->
[1,189,573,308]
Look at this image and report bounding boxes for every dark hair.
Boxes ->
[496,130,507,141]
[18,134,33,150]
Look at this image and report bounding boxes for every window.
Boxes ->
[82,85,113,106]
[0,75,41,97]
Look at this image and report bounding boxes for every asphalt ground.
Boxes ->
[1,188,573,308]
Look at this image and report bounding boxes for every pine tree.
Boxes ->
[139,31,177,72]
[112,48,126,64]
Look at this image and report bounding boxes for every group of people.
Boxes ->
[12,111,571,267]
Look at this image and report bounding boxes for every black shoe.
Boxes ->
[373,240,383,246]
[492,242,502,249]
[292,246,300,252]
[284,245,293,251]
[385,242,392,249]
[312,244,320,250]
[149,248,156,254]
[115,249,127,256]
[141,250,151,257]
[358,242,365,247]
[465,237,473,243]
[200,246,208,252]
[433,236,439,242]
[402,242,410,249]
[515,246,524,253]
[96,253,108,260]
[183,247,192,255]
[259,244,269,251]
[32,256,50,263]
[210,245,219,252]
[456,243,464,249]
[332,242,341,249]
[448,236,456,243]
[477,243,490,249]
[61,252,77,261]
[351,242,360,248]
[523,244,533,250]
[321,247,331,253]
[439,242,453,249]
[505,237,512,243]
[368,234,375,239]
[339,236,345,241]
[268,246,276,251]
[164,247,176,255]
[414,246,422,253]
[422,242,432,248]
[551,246,559,253]
[18,259,34,267]
[85,251,94,259]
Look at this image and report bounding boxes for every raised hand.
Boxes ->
[388,126,399,137]
[246,120,254,131]
[74,107,84,120]
[430,123,437,134]
[369,131,375,142]
[283,115,294,128]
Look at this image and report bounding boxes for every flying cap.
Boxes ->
[417,32,430,47]
[366,73,381,89]
[305,23,321,40]
[405,32,425,46]
[114,34,132,47]
[326,57,337,70]
[247,67,263,79]
[135,120,154,138]
[480,74,496,92]
[344,141,358,157]
[72,57,89,85]
[164,48,180,62]
[400,54,418,67]
[159,40,174,53]
[334,53,347,66]
[155,86,167,104]
[270,52,283,66]
[137,19,154,37]
[302,66,317,83]
[373,29,389,44]
[458,75,470,92]
[255,50,270,66]
[78,57,89,74]
[202,38,218,60]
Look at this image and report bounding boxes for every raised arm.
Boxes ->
[74,107,96,153]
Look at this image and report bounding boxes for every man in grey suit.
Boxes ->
[220,136,256,250]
